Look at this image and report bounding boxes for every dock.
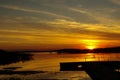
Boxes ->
[60,61,120,80]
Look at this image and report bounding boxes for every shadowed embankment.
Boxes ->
[0,49,33,65]
[0,50,41,75]
[0,70,45,75]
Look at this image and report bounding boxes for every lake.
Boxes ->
[0,52,120,80]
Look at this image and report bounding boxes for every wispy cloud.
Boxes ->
[0,5,71,20]
[1,18,120,40]
[109,0,120,5]
[46,19,120,33]
[69,7,120,26]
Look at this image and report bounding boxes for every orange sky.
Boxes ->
[0,0,120,51]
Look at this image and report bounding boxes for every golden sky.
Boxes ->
[0,0,120,50]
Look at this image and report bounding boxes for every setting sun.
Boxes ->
[87,46,95,50]
[80,39,100,49]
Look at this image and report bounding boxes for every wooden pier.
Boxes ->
[60,61,120,80]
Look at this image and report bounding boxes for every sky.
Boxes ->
[0,0,120,51]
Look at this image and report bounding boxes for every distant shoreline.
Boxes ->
[1,46,120,54]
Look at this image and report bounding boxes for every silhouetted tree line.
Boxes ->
[56,49,89,53]
[93,47,120,53]
[0,49,33,65]
[56,47,120,54]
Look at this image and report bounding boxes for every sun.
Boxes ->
[80,39,98,50]
[87,46,95,50]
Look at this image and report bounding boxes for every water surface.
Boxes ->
[0,52,120,80]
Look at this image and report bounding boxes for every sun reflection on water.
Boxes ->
[84,53,96,61]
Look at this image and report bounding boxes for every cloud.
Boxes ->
[44,19,120,40]
[109,0,120,5]
[0,5,71,20]
[46,19,120,32]
[0,18,120,40]
[0,0,119,25]
[69,7,120,26]
[69,7,88,14]
[0,19,120,48]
